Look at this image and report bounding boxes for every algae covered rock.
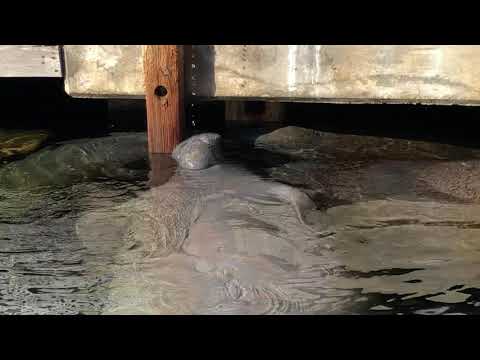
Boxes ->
[0,129,50,161]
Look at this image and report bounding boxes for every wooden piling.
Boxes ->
[143,45,185,154]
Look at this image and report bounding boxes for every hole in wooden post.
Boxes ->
[154,85,168,97]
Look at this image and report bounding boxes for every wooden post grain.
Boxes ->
[144,45,185,153]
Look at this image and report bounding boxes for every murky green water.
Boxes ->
[3,128,480,314]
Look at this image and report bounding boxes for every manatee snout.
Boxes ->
[172,133,223,170]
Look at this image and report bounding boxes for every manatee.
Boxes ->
[77,133,319,261]
[78,166,320,261]
[75,129,480,315]
[172,133,317,228]
[255,126,480,161]
[75,157,328,315]
[0,132,148,190]
[172,133,223,170]
[253,126,480,207]
[0,132,149,222]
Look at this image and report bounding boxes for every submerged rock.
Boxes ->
[172,133,223,170]
[0,129,50,161]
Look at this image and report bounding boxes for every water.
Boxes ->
[3,128,480,314]
[0,180,148,314]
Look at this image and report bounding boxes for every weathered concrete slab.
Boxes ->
[0,46,61,77]
[63,45,480,105]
